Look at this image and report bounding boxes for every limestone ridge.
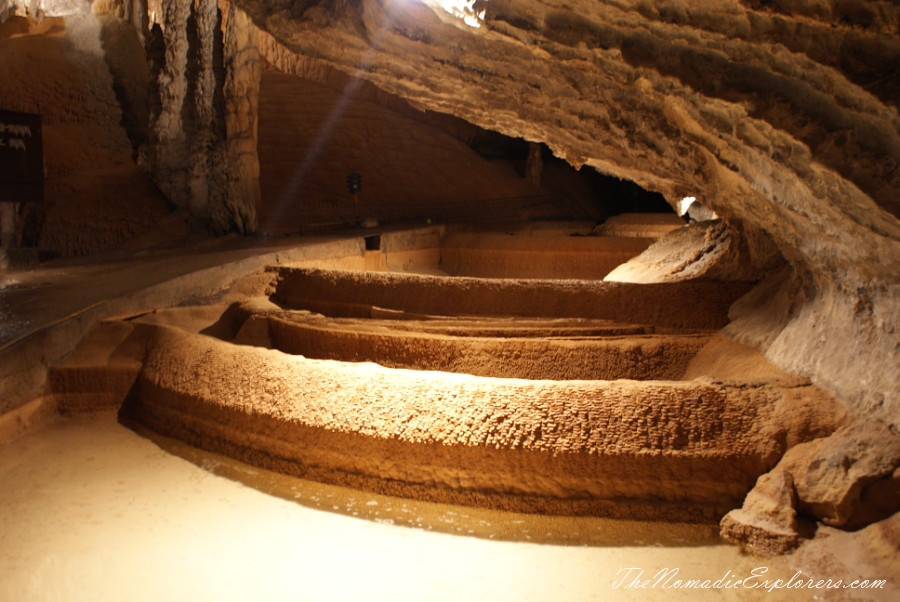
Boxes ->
[103,265,847,523]
[721,420,900,555]
[3,0,898,559]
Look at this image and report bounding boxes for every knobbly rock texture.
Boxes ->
[258,312,709,381]
[121,320,846,521]
[6,0,899,425]
[102,0,900,428]
[222,0,900,426]
[4,0,899,563]
[272,266,754,329]
[96,267,844,522]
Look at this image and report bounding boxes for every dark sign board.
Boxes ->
[0,110,44,203]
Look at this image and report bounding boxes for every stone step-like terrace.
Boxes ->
[46,225,845,524]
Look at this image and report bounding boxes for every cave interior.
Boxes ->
[1,0,899,598]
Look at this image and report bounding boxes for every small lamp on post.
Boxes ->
[347,171,361,223]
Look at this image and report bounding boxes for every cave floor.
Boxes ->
[0,410,805,602]
[1,229,896,600]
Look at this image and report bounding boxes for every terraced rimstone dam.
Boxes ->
[78,260,848,523]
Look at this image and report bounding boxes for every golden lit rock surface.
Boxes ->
[722,419,900,554]
[70,264,840,523]
[720,469,804,555]
[121,319,845,521]
[3,0,900,566]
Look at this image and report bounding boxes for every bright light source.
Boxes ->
[421,0,486,28]
[678,196,718,221]
[678,196,697,217]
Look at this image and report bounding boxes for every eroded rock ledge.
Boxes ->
[92,263,845,523]
[721,420,900,555]
[121,321,845,521]
[4,0,898,560]
[8,0,897,424]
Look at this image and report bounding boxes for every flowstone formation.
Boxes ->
[144,0,260,234]
[2,0,260,236]
[47,253,845,523]
[7,0,896,420]
[234,7,900,550]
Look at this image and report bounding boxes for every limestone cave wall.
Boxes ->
[0,11,170,257]
[1,0,613,248]
[143,0,260,234]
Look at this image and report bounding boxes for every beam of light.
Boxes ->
[263,6,407,233]
[262,76,366,233]
[263,1,490,232]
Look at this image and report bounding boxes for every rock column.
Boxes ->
[145,0,258,234]
[222,2,259,235]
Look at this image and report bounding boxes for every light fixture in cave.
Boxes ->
[420,0,486,28]
[678,196,718,222]
[678,196,697,217]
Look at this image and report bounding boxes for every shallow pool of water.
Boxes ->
[0,412,820,601]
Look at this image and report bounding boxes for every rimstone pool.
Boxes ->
[44,222,844,522]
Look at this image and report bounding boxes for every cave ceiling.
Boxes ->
[233,0,900,282]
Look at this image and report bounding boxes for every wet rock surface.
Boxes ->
[155,0,900,425]
[2,0,899,579]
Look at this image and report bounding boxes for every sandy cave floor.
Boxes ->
[0,411,831,602]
